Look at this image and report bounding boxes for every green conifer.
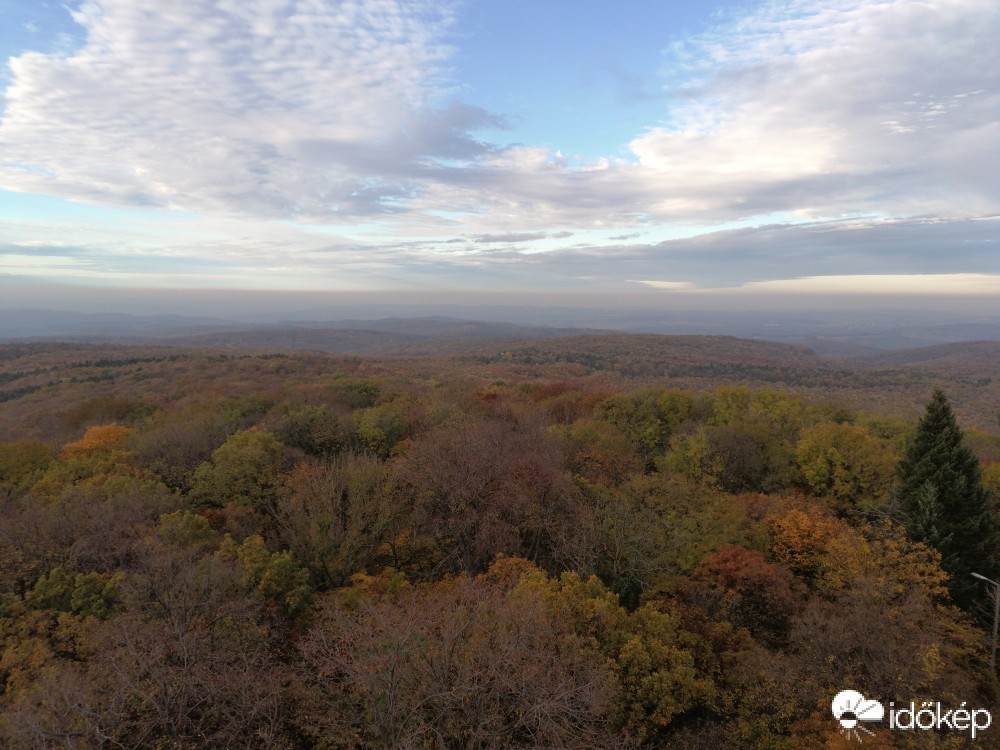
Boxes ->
[898,389,998,611]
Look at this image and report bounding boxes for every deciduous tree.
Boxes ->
[795,421,896,513]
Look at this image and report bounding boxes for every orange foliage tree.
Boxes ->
[59,423,132,460]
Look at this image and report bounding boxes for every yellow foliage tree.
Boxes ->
[767,505,842,583]
[29,423,142,499]
[795,422,897,513]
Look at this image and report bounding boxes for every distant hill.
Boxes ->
[168,320,605,354]
[167,327,425,354]
[7,306,1000,352]
[0,309,239,340]
[847,340,1000,373]
[2,331,1000,433]
[272,317,603,341]
[787,337,888,359]
[0,310,601,351]
[464,333,824,370]
[443,333,1000,428]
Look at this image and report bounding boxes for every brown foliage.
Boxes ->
[135,408,232,491]
[296,563,619,749]
[275,455,403,588]
[399,417,582,573]
[702,544,803,644]
[1,529,291,749]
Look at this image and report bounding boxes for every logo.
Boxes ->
[832,689,884,742]
[832,689,992,742]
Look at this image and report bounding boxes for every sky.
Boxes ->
[0,0,998,312]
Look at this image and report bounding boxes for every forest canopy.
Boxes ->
[0,340,998,748]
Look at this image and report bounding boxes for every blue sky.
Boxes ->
[1,0,999,307]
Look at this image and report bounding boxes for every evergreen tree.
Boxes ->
[897,389,999,612]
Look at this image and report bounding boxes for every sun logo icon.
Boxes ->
[832,690,884,742]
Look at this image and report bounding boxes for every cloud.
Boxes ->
[0,0,997,294]
[4,207,997,296]
[628,0,1000,221]
[478,0,999,227]
[0,0,465,218]
[631,272,1000,298]
[630,280,696,290]
[5,0,996,231]
[630,271,1000,296]
[439,215,1000,291]
[733,273,1000,295]
[473,232,548,244]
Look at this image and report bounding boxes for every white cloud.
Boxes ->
[631,272,1000,296]
[0,0,997,292]
[404,0,1000,235]
[6,0,997,231]
[714,273,1000,295]
[0,0,462,218]
[627,0,1000,221]
[630,279,696,290]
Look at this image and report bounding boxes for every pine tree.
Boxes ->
[897,389,999,611]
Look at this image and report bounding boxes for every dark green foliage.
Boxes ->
[218,393,275,430]
[594,388,695,469]
[189,429,289,515]
[352,402,406,459]
[0,439,53,492]
[328,376,381,408]
[27,567,122,620]
[273,404,344,457]
[60,396,161,430]
[897,389,999,611]
[0,384,42,403]
[905,482,954,553]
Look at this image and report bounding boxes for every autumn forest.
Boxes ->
[1,333,1000,748]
